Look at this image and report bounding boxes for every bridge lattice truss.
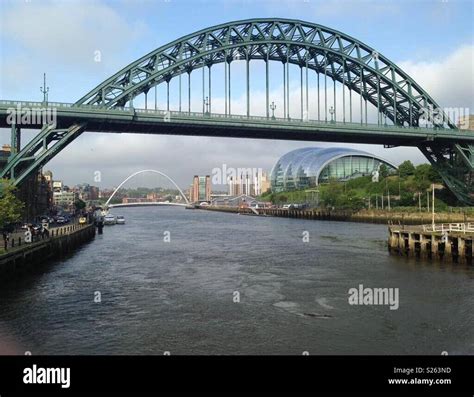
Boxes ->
[77,18,450,129]
[2,18,474,204]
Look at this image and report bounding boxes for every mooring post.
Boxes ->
[444,235,453,263]
[431,235,440,260]
[388,228,396,253]
[408,233,416,257]
[398,232,405,255]
[458,237,466,264]
[420,234,429,259]
[471,238,474,263]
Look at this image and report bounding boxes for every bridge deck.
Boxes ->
[108,202,187,208]
[1,100,473,146]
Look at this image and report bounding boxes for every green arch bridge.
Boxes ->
[1,18,473,203]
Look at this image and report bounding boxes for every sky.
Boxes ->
[0,0,473,190]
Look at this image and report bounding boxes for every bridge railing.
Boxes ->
[422,223,474,233]
[0,99,454,132]
[133,107,426,131]
[0,100,74,109]
[5,222,91,251]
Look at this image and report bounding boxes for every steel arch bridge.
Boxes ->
[1,18,474,203]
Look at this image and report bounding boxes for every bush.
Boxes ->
[346,176,372,190]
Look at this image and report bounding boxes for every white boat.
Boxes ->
[104,214,116,225]
[116,215,125,225]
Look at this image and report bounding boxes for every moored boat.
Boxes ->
[104,214,116,225]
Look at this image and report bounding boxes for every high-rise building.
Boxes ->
[228,171,270,197]
[259,171,271,195]
[190,175,211,202]
[457,115,474,130]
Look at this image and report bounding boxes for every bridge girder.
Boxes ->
[75,18,455,129]
[419,142,474,205]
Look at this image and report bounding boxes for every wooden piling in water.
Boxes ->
[388,223,474,264]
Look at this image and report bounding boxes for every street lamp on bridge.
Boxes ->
[329,106,335,123]
[270,101,276,120]
[40,73,49,106]
[204,96,210,116]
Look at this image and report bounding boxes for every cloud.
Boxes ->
[0,0,148,95]
[397,45,474,113]
[259,0,401,19]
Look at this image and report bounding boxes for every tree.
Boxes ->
[398,160,415,178]
[75,198,86,211]
[0,179,24,231]
[413,164,434,191]
[427,166,442,184]
[398,192,416,207]
[379,164,389,179]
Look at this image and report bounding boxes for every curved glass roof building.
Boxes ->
[270,147,398,192]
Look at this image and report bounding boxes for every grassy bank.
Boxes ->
[260,163,465,212]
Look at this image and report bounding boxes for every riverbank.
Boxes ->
[199,206,474,225]
[0,223,96,282]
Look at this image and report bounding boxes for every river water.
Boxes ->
[0,206,473,355]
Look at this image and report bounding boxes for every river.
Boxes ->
[0,206,473,355]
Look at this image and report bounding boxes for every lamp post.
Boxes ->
[40,73,49,106]
[398,168,401,197]
[204,96,210,116]
[329,106,335,123]
[270,101,276,120]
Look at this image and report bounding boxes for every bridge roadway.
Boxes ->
[108,202,188,208]
[1,100,474,146]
